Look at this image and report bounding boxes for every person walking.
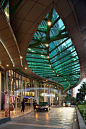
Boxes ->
[21,99,25,112]
[33,100,37,110]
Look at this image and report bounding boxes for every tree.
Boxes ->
[76,82,86,101]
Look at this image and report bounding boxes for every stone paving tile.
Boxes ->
[0,106,75,129]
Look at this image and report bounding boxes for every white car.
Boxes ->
[63,101,71,107]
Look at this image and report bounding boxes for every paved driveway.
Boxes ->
[0,106,75,129]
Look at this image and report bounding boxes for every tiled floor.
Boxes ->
[0,106,32,119]
[0,106,75,129]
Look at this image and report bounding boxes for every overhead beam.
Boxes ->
[51,17,60,28]
[37,29,47,33]
[29,33,69,48]
[50,37,69,52]
[32,38,41,41]
[46,9,53,39]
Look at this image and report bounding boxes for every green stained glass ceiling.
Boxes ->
[26,8,80,93]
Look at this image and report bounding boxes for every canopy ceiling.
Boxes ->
[26,8,80,92]
[0,0,86,92]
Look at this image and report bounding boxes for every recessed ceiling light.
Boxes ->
[25,67,27,69]
[28,48,31,50]
[46,44,49,47]
[48,21,51,26]
[20,56,23,59]
[6,64,9,67]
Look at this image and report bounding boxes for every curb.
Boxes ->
[73,107,79,129]
[11,110,33,120]
[0,110,33,124]
[0,117,11,124]
[76,107,86,129]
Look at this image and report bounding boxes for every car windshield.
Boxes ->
[65,101,70,103]
[39,102,48,106]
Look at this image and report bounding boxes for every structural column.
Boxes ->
[15,97,17,109]
[0,71,4,110]
[34,80,38,102]
[20,75,23,102]
[59,89,62,105]
[44,83,46,102]
[48,84,50,105]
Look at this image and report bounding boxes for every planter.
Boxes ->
[76,107,86,129]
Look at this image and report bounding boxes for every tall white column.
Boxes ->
[30,97,33,111]
[34,80,37,101]
[44,83,46,102]
[59,89,62,105]
[48,84,50,104]
[20,76,23,102]
[37,82,39,104]
[0,72,1,111]
[10,70,12,95]
[6,71,8,91]
[52,85,53,105]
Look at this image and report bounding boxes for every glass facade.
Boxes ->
[0,70,58,110]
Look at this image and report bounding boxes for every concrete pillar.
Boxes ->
[0,72,1,111]
[4,71,6,92]
[10,70,12,95]
[34,80,37,101]
[6,71,8,91]
[15,97,17,109]
[20,76,23,102]
[0,72,4,110]
[30,97,33,111]
[44,83,46,102]
[37,82,39,104]
[59,89,62,105]
[48,84,50,105]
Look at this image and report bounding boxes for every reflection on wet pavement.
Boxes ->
[0,106,31,119]
[0,106,75,129]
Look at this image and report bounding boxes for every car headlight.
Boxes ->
[46,106,48,108]
[36,106,38,108]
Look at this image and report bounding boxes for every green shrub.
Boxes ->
[83,101,86,105]
[78,105,86,124]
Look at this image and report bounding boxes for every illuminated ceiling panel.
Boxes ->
[26,8,80,92]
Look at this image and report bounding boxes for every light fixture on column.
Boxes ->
[20,56,23,59]
[46,44,49,47]
[47,56,49,59]
[25,67,27,70]
[6,64,9,67]
[47,21,51,26]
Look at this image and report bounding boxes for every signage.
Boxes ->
[41,93,55,97]
[4,92,10,117]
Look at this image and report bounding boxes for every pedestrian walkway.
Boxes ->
[0,106,32,119]
[0,106,75,129]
